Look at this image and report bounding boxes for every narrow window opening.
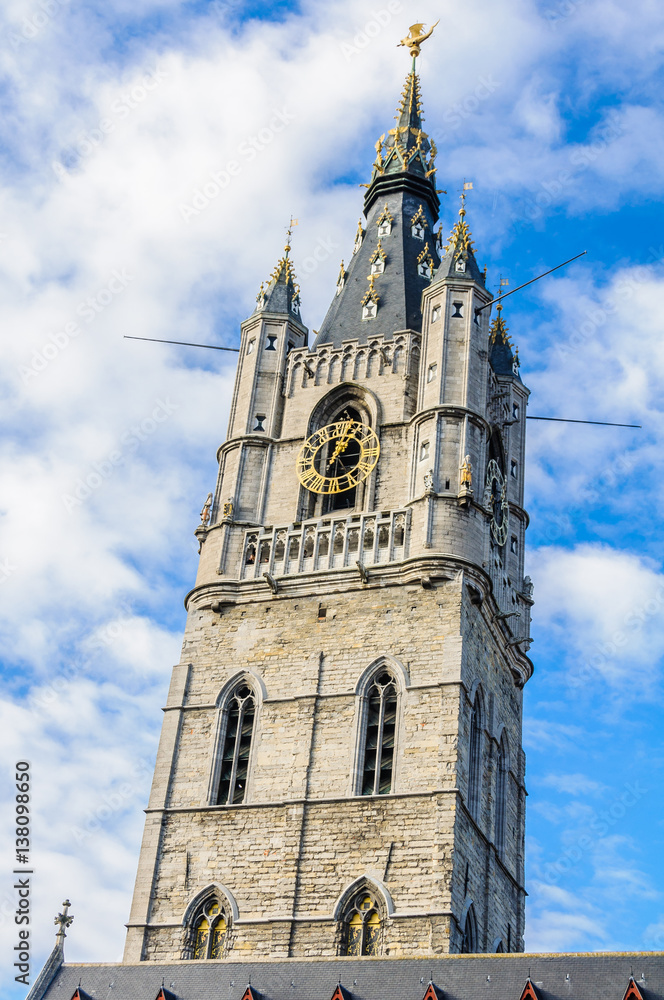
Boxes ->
[511,459,518,478]
[452,301,463,318]
[431,305,441,323]
[461,905,477,953]
[474,308,481,325]
[362,302,377,320]
[495,734,509,859]
[265,335,277,351]
[420,441,430,461]
[361,671,397,795]
[510,536,518,554]
[512,403,520,419]
[427,363,437,383]
[288,537,300,560]
[247,339,255,355]
[468,693,483,819]
[254,414,266,432]
[216,685,256,805]
[445,478,451,490]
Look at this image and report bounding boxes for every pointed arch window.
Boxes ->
[461,904,478,953]
[191,898,228,960]
[495,732,509,858]
[360,671,397,795]
[216,683,256,805]
[468,691,483,820]
[343,891,382,956]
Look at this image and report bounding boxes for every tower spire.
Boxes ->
[489,301,521,379]
[434,185,484,283]
[255,221,302,319]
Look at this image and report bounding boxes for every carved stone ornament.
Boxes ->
[424,469,435,494]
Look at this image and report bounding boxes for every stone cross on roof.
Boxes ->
[54,899,73,946]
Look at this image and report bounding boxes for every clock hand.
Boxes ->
[328,421,355,466]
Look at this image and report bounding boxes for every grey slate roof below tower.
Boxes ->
[33,954,664,1000]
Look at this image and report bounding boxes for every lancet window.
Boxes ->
[216,683,256,805]
[461,904,478,953]
[343,891,382,956]
[360,670,398,795]
[468,690,483,820]
[190,898,229,960]
[495,732,509,858]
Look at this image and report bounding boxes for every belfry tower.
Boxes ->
[124,38,533,963]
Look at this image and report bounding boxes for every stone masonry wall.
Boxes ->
[127,573,525,961]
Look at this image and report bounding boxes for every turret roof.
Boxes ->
[254,230,302,320]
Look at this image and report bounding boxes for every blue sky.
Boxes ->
[1,0,664,994]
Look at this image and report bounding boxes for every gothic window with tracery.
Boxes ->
[361,671,397,795]
[343,892,382,956]
[216,684,256,805]
[192,899,228,959]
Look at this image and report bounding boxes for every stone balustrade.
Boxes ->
[240,508,410,580]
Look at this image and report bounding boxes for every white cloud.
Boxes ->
[539,773,606,797]
[527,545,664,693]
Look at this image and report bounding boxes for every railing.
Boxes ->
[240,509,410,580]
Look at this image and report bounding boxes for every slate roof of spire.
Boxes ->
[432,193,485,286]
[368,70,437,186]
[489,303,521,380]
[254,238,302,320]
[31,953,664,1000]
[314,69,441,348]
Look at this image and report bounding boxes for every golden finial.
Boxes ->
[284,216,298,256]
[397,21,440,59]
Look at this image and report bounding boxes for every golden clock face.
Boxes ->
[296,419,380,495]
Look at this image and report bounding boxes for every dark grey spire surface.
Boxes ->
[314,68,441,348]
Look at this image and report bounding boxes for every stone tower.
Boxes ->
[123,55,533,965]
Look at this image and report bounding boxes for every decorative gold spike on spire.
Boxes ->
[353,219,365,254]
[397,21,439,59]
[489,302,512,346]
[361,273,380,306]
[443,191,476,257]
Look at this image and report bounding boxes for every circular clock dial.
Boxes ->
[296,419,380,495]
[484,458,509,546]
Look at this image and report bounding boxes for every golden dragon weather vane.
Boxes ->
[397,20,439,59]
